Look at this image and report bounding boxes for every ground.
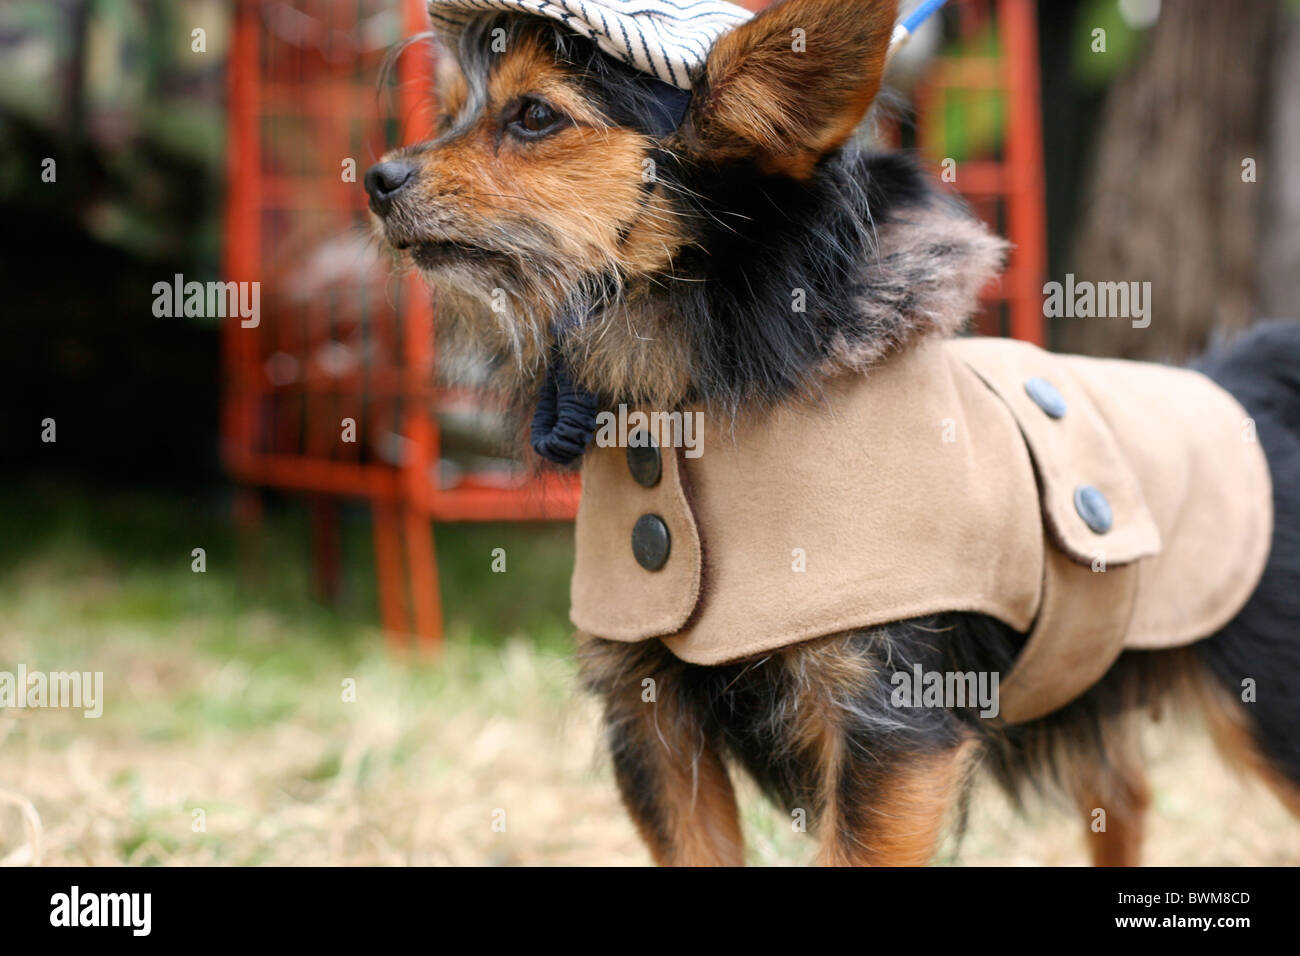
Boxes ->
[1,483,1296,866]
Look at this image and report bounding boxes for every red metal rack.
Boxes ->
[914,0,1047,344]
[221,0,580,651]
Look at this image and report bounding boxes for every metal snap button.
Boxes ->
[632,513,671,571]
[626,430,661,488]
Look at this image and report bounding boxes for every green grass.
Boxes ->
[0,478,577,660]
[0,480,631,865]
[1,481,1296,865]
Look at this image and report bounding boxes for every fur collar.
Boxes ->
[559,152,1009,414]
[819,197,1009,377]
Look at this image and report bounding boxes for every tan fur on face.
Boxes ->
[374,26,690,395]
[434,54,467,118]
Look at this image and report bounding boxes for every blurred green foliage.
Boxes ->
[925,22,1006,164]
[1072,0,1149,87]
[922,0,1157,164]
[0,0,228,267]
[0,482,577,673]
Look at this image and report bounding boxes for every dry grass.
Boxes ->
[1,490,1297,866]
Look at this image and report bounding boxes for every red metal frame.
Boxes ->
[221,0,1046,650]
[221,0,580,653]
[914,0,1047,344]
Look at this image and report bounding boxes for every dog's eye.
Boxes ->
[509,99,565,139]
[522,102,558,131]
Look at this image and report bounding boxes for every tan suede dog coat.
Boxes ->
[570,335,1273,722]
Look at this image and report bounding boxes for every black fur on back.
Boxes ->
[1192,321,1300,784]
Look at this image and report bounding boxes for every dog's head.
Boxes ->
[368,0,902,406]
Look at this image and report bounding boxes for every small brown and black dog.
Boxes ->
[367,0,1300,865]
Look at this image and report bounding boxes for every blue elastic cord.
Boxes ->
[902,0,950,34]
[530,347,601,466]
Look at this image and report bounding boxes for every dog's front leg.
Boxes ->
[816,739,981,867]
[1069,748,1151,866]
[581,637,744,866]
[606,707,744,867]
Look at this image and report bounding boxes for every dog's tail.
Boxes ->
[1194,320,1300,799]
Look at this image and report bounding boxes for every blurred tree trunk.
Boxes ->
[1259,9,1300,318]
[1059,0,1281,360]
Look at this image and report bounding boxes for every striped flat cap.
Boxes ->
[426,0,754,90]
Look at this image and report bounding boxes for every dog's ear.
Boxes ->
[683,0,897,178]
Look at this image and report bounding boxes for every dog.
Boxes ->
[366,0,1300,865]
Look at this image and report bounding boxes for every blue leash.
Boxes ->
[903,0,949,34]
[887,0,950,64]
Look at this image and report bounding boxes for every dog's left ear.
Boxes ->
[683,0,897,178]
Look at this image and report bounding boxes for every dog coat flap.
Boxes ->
[1058,353,1273,649]
[570,411,703,641]
[951,337,1163,569]
[952,337,1273,657]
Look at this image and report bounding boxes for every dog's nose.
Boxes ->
[364,160,417,212]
